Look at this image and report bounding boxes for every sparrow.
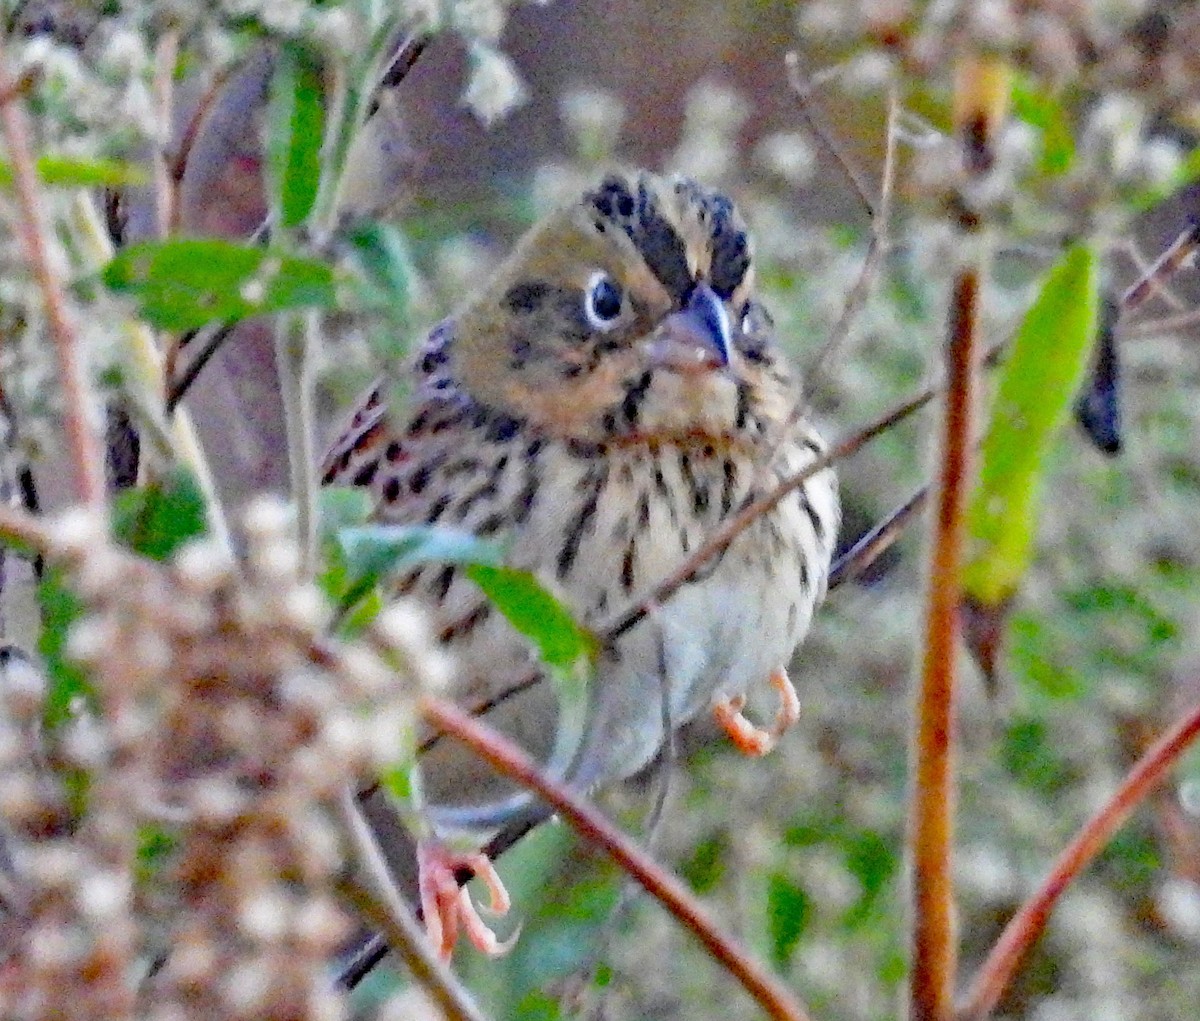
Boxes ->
[322,170,839,957]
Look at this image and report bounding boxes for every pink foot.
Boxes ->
[417,842,517,959]
[712,667,800,757]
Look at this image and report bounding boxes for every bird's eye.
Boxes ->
[584,272,624,329]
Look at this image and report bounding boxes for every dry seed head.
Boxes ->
[47,508,108,561]
[173,538,237,594]
[238,889,291,942]
[0,650,47,721]
[75,869,131,920]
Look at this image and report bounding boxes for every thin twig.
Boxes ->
[0,42,105,508]
[601,381,936,643]
[802,85,899,402]
[167,67,231,189]
[908,53,1008,1020]
[1120,219,1200,314]
[335,788,489,1021]
[1122,307,1200,337]
[0,501,51,554]
[150,30,179,240]
[367,31,431,116]
[165,323,237,414]
[68,194,231,551]
[909,266,979,1021]
[828,482,928,589]
[785,52,877,217]
[958,699,1200,1021]
[420,696,814,1021]
[275,312,319,572]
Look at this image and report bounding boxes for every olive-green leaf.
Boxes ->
[766,872,809,968]
[963,244,1099,605]
[318,486,374,536]
[102,239,337,330]
[267,42,325,228]
[38,565,91,730]
[0,155,148,189]
[345,220,412,323]
[1010,76,1075,177]
[466,564,598,671]
[336,525,503,590]
[111,467,208,561]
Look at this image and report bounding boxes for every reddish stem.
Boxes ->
[959,700,1200,1021]
[909,268,979,1021]
[0,44,105,508]
[419,696,815,1021]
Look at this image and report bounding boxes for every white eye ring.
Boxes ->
[584,271,624,330]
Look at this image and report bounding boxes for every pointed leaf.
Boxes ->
[336,525,503,592]
[267,42,325,228]
[465,564,597,671]
[318,485,374,535]
[345,220,412,319]
[102,239,337,330]
[0,155,148,189]
[1010,76,1075,177]
[963,244,1099,606]
[766,872,809,968]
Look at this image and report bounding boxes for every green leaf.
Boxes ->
[962,244,1099,605]
[38,566,92,730]
[318,485,374,535]
[513,990,566,1021]
[345,220,412,323]
[1010,77,1075,177]
[465,566,597,783]
[111,468,208,561]
[136,824,179,885]
[102,239,337,330]
[841,831,897,928]
[267,42,325,229]
[334,524,504,609]
[465,564,598,671]
[380,761,418,803]
[0,155,149,189]
[765,872,809,968]
[679,833,728,893]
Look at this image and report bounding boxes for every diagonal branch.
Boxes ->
[958,699,1200,1021]
[601,380,935,642]
[420,695,815,1021]
[801,85,899,403]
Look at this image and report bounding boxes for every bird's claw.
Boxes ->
[417,844,517,959]
[712,667,800,757]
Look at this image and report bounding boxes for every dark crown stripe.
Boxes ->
[586,175,692,304]
[704,192,751,298]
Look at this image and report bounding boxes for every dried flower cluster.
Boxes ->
[0,500,445,1020]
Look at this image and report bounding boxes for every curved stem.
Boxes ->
[959,700,1200,1021]
[420,695,814,1021]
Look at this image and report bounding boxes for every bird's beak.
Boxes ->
[650,283,733,373]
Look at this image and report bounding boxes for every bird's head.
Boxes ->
[447,170,795,450]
